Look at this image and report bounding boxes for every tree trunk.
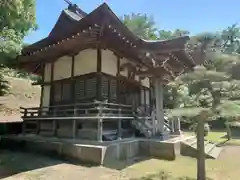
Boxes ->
[225,120,232,140]
[197,119,206,180]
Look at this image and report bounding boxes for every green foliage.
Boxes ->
[0,0,37,37]
[0,0,37,66]
[121,13,240,125]
[158,29,190,40]
[0,0,37,94]
[0,67,9,96]
[121,13,158,40]
[121,13,189,41]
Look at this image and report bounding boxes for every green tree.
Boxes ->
[0,0,37,96]
[0,0,37,65]
[121,13,158,40]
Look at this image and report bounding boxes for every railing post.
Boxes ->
[97,103,103,142]
[24,108,27,117]
[118,107,122,140]
[22,108,27,135]
[72,105,77,139]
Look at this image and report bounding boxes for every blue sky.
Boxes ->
[24,0,240,44]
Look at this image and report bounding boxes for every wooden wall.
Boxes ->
[41,48,151,108]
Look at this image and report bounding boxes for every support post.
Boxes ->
[36,120,40,135]
[118,108,122,140]
[151,108,156,135]
[22,121,26,135]
[171,119,175,133]
[175,117,182,135]
[97,103,103,142]
[153,77,164,134]
[52,120,56,136]
[22,109,27,134]
[72,107,77,139]
[52,108,57,136]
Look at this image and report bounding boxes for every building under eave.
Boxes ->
[17,3,204,141]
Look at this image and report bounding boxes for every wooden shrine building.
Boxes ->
[18,3,204,141]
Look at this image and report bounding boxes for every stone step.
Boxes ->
[184,136,197,144]
[181,138,223,159]
[205,142,215,154]
[208,146,222,159]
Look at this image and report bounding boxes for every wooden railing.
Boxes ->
[20,101,134,120]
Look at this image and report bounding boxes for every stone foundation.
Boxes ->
[0,135,179,166]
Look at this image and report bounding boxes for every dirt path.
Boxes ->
[0,151,129,180]
[1,145,240,180]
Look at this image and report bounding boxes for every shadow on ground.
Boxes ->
[0,149,97,179]
[0,150,61,179]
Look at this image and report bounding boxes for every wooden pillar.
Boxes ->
[143,88,146,111]
[117,108,122,139]
[40,63,45,111]
[52,109,57,136]
[97,103,103,142]
[22,121,26,135]
[72,120,76,139]
[52,120,56,136]
[71,55,75,104]
[49,61,54,107]
[153,77,164,134]
[96,48,102,101]
[116,56,120,103]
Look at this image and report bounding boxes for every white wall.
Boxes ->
[53,56,72,80]
[74,49,97,76]
[101,49,118,76]
[100,50,148,88]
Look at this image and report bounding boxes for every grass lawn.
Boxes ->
[184,130,240,146]
[126,146,240,180]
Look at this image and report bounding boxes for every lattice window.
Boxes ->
[102,76,109,98]
[110,79,117,101]
[53,83,62,102]
[75,79,85,100]
[62,82,71,101]
[86,77,96,98]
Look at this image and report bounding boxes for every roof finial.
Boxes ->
[63,0,87,16]
[63,0,72,6]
